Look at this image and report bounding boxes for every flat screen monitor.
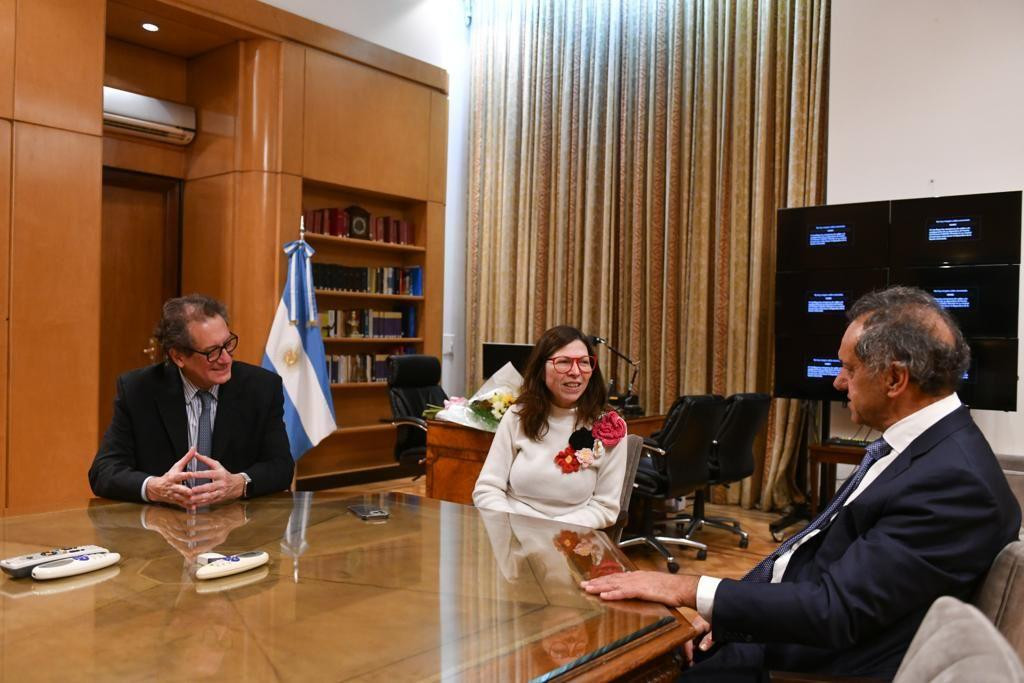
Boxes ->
[776,201,890,271]
[890,191,1022,266]
[890,265,1020,337]
[773,333,846,401]
[957,338,1018,411]
[776,268,888,335]
[482,342,534,380]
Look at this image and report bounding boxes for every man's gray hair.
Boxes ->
[847,286,970,395]
[154,294,230,356]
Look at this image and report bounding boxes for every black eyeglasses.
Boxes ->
[185,333,238,362]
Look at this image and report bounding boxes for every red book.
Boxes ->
[339,211,350,238]
[328,208,340,236]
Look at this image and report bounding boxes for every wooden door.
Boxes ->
[99,169,180,432]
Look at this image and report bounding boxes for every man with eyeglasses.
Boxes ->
[89,294,294,509]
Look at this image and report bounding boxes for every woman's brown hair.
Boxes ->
[516,325,609,441]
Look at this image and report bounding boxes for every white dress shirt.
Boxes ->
[695,393,962,620]
[140,371,220,502]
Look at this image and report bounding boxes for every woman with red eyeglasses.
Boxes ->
[473,325,629,529]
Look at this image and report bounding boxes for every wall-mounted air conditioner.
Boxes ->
[102,86,196,146]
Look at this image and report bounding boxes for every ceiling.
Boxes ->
[106,0,255,58]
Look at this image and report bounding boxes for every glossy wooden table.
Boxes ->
[808,443,865,514]
[0,493,694,681]
[426,415,665,505]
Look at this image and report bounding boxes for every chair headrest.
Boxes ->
[388,355,442,388]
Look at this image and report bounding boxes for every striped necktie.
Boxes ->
[743,437,892,583]
[188,390,214,488]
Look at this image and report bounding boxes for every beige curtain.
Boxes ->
[466,0,830,511]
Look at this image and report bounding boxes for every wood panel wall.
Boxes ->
[0,121,10,510]
[1,0,106,514]
[0,0,449,511]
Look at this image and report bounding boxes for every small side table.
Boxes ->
[808,443,865,514]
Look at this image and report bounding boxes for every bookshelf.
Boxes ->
[296,179,443,487]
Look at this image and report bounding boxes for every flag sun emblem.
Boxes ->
[282,347,300,367]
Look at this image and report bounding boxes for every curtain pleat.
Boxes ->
[467,0,830,511]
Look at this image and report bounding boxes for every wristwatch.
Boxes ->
[239,472,252,499]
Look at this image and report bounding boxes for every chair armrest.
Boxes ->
[391,417,429,432]
[641,441,665,457]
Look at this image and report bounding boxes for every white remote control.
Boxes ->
[1,545,109,579]
[195,551,269,580]
[31,551,121,580]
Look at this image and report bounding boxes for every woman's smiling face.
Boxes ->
[544,339,592,408]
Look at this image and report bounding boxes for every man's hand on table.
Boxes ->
[580,569,699,607]
[185,453,247,508]
[581,570,713,665]
[145,448,198,508]
[145,448,247,511]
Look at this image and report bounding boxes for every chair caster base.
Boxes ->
[696,549,707,561]
[739,537,749,549]
[667,560,680,573]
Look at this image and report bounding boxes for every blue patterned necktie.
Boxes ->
[743,437,893,583]
[188,390,214,488]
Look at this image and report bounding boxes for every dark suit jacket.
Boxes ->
[712,406,1021,677]
[89,361,295,502]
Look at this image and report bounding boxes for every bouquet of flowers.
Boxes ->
[467,389,517,430]
[423,362,522,432]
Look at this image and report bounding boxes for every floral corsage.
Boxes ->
[553,410,627,474]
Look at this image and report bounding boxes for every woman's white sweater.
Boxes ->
[472,405,628,529]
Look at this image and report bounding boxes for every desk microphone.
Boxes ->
[587,334,645,416]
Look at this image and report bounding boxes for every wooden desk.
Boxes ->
[808,443,866,514]
[0,493,694,681]
[426,415,666,505]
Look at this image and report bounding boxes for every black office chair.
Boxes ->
[619,395,728,572]
[386,355,448,470]
[678,392,771,547]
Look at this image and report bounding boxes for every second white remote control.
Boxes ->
[195,551,269,580]
[31,552,121,580]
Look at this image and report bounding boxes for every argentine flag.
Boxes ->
[262,239,336,460]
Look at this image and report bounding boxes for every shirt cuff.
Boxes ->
[696,575,722,621]
[141,476,152,502]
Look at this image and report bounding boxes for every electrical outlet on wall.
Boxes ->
[443,334,455,355]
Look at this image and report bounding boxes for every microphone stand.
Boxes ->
[590,336,644,416]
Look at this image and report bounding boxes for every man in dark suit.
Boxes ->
[582,286,1021,680]
[90,295,294,509]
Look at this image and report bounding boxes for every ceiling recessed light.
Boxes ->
[141,22,159,32]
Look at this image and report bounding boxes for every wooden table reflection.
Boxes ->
[0,493,693,681]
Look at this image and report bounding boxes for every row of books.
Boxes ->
[325,350,414,384]
[303,207,415,245]
[320,306,417,339]
[313,263,423,296]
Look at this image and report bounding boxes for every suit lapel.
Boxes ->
[212,370,239,463]
[156,364,188,458]
[867,405,973,487]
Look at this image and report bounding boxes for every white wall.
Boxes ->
[262,0,472,396]
[828,0,1024,454]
